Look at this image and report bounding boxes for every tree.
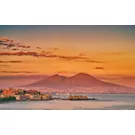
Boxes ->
[23,90,26,94]
[0,90,3,94]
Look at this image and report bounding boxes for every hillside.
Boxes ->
[24,73,135,94]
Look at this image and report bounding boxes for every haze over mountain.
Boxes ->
[0,75,47,89]
[24,73,135,94]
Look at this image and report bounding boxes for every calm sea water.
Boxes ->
[0,94,135,110]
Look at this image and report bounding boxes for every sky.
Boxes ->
[0,25,135,87]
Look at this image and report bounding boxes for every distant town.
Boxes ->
[0,88,52,102]
[0,88,91,103]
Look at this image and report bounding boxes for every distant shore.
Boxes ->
[0,97,98,104]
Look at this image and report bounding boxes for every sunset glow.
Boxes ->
[0,25,135,87]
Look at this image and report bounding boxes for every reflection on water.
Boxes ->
[0,94,135,110]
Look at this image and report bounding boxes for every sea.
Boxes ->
[0,94,135,110]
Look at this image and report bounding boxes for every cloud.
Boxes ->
[85,60,104,63]
[0,38,16,47]
[0,51,87,59]
[0,71,37,73]
[0,51,39,57]
[0,60,22,63]
[0,50,105,63]
[0,37,31,50]
[0,38,11,42]
[56,55,87,61]
[18,45,31,48]
[95,67,104,69]
[0,37,105,63]
[11,48,20,51]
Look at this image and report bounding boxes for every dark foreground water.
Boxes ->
[0,94,135,110]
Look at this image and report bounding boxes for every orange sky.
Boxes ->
[0,26,135,87]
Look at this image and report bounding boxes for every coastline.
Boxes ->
[0,97,98,104]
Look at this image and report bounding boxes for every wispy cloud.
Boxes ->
[0,51,104,63]
[0,37,105,63]
[95,67,104,69]
[0,60,22,63]
[85,60,104,63]
[0,71,37,73]
[0,51,38,56]
[11,48,20,51]
[0,37,31,50]
[18,45,31,48]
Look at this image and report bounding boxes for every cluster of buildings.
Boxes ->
[67,95,89,100]
[0,88,52,101]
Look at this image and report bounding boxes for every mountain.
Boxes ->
[24,73,135,94]
[27,74,67,88]
[62,73,105,87]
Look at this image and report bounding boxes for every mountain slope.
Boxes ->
[27,74,67,88]
[24,73,135,93]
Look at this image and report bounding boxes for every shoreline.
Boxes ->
[0,98,98,104]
